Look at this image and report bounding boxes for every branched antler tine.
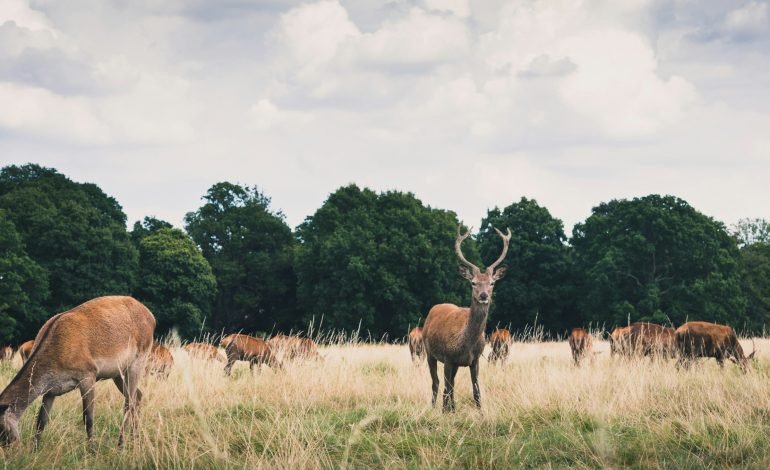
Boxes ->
[488,227,512,271]
[455,225,478,271]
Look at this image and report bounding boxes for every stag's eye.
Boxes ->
[471,281,478,286]
[490,282,495,286]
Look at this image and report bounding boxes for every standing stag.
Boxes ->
[408,327,425,363]
[568,328,593,366]
[422,225,511,412]
[676,321,755,372]
[221,333,281,375]
[0,296,155,446]
[488,329,512,365]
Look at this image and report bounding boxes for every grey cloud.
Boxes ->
[518,55,577,78]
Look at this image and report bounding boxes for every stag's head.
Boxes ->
[455,225,511,305]
[0,404,20,444]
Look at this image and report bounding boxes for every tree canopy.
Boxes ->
[295,185,469,339]
[571,195,745,328]
[184,182,296,334]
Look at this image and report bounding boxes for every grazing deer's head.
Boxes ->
[0,404,20,444]
[455,225,511,305]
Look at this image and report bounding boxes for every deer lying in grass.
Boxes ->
[408,327,425,363]
[146,342,174,379]
[0,296,155,446]
[183,342,226,362]
[422,225,511,412]
[488,329,512,365]
[268,334,320,361]
[17,340,34,364]
[568,328,593,366]
[676,321,755,372]
[221,334,281,375]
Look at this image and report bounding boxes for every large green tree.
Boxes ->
[478,198,575,335]
[0,210,48,342]
[571,195,745,328]
[184,183,296,333]
[295,185,469,339]
[739,242,770,332]
[0,164,137,314]
[134,228,216,339]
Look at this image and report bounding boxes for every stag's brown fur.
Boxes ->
[423,225,510,412]
[568,328,593,366]
[627,322,676,359]
[608,326,630,357]
[408,327,425,363]
[268,334,320,361]
[147,342,174,379]
[17,340,33,363]
[0,346,12,362]
[0,296,155,446]
[221,334,281,375]
[184,342,226,362]
[488,329,512,365]
[676,321,754,372]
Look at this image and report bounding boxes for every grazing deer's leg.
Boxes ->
[35,392,56,447]
[224,356,235,376]
[428,355,439,407]
[442,362,458,413]
[470,359,481,409]
[79,376,96,441]
[114,366,143,447]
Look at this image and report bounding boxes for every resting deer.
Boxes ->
[422,225,511,412]
[0,296,155,446]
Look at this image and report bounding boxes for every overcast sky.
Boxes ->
[1,0,768,233]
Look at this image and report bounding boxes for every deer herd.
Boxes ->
[0,225,761,448]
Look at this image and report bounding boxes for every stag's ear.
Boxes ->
[492,265,507,281]
[458,264,475,281]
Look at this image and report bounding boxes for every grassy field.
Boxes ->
[1,336,770,469]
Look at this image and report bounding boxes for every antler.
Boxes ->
[487,227,512,272]
[455,225,479,272]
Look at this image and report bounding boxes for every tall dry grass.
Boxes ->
[1,335,769,468]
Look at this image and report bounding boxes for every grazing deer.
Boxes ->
[568,328,593,366]
[488,329,512,365]
[0,346,13,363]
[675,321,755,372]
[183,342,226,362]
[422,225,511,412]
[17,340,34,363]
[627,322,676,359]
[268,334,320,361]
[0,296,155,446]
[408,327,426,363]
[221,334,281,375]
[608,326,630,357]
[146,342,174,379]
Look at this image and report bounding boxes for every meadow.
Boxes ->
[1,336,770,469]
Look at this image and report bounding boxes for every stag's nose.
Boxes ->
[479,292,489,302]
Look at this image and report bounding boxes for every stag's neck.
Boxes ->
[463,301,489,345]
[0,361,49,417]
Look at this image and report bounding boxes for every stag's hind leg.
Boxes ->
[78,375,97,441]
[428,355,439,407]
[114,365,144,447]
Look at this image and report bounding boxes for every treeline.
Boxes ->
[1,163,769,343]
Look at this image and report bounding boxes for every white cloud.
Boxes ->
[0,0,55,33]
[249,99,314,131]
[423,0,470,19]
[723,2,769,38]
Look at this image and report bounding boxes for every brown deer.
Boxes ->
[422,225,511,412]
[268,334,320,361]
[0,346,13,362]
[184,342,226,362]
[675,321,755,372]
[488,328,512,365]
[146,342,175,379]
[408,327,425,363]
[221,333,281,375]
[627,322,676,359]
[568,328,593,366]
[608,326,630,357]
[0,296,155,446]
[17,340,34,363]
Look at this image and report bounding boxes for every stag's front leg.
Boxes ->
[78,376,96,441]
[470,359,481,409]
[442,362,458,413]
[428,355,439,407]
[35,393,56,447]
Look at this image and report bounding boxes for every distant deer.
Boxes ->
[568,328,593,366]
[0,346,12,362]
[0,296,155,446]
[408,327,426,363]
[268,334,320,361]
[147,342,175,379]
[608,326,630,357]
[221,333,281,375]
[17,340,34,364]
[488,329,512,365]
[184,342,226,362]
[422,225,511,412]
[676,321,755,372]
